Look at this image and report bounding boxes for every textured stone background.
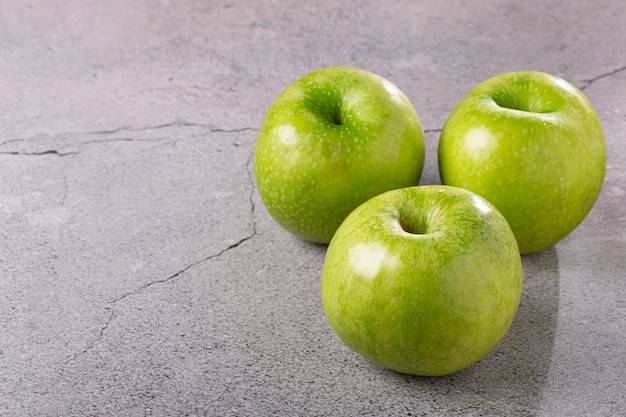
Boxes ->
[1,1,624,416]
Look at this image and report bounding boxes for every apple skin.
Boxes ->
[321,185,522,376]
[254,66,425,244]
[438,71,606,254]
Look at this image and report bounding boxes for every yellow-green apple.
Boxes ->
[321,185,522,376]
[438,71,606,254]
[254,66,425,243]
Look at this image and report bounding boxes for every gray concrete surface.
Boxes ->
[1,1,625,416]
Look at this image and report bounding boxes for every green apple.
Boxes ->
[254,66,425,244]
[438,71,606,254]
[321,185,522,376]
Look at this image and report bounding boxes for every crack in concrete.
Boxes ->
[0,121,258,155]
[244,147,258,234]
[580,65,626,91]
[110,230,257,307]
[61,147,259,368]
[0,138,27,148]
[84,121,257,137]
[61,307,115,369]
[60,157,74,206]
[109,149,258,306]
[211,127,258,134]
[0,150,79,157]
[77,136,169,147]
[88,120,211,136]
[61,216,257,372]
[80,127,257,149]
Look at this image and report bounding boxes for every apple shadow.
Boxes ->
[380,247,560,415]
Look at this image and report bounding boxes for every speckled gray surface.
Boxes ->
[1,1,625,416]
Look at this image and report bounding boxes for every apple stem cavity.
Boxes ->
[329,108,344,126]
[491,91,556,114]
[304,89,347,126]
[399,216,427,235]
